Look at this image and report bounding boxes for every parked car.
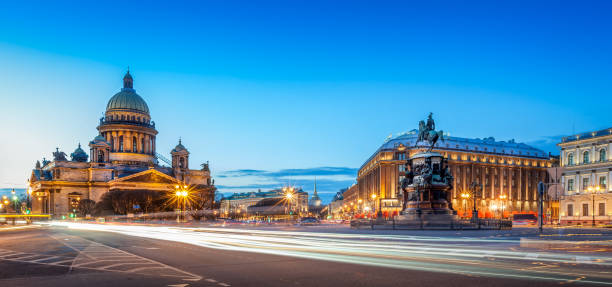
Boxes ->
[512,213,537,226]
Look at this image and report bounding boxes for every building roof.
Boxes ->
[560,127,612,144]
[361,131,548,170]
[106,71,150,115]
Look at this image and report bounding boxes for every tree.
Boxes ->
[188,186,217,220]
[77,199,96,217]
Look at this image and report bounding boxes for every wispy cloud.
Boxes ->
[214,167,357,203]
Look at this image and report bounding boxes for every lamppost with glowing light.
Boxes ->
[587,185,601,227]
[469,181,482,222]
[460,191,470,218]
[283,187,295,220]
[11,189,18,213]
[174,184,189,222]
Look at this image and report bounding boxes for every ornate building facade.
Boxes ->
[28,71,214,216]
[351,129,552,218]
[559,127,612,225]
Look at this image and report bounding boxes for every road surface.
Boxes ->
[0,223,610,286]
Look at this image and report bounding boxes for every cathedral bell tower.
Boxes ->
[89,135,111,163]
[171,139,189,180]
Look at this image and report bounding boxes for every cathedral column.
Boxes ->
[138,133,144,153]
[144,135,150,154]
[125,131,131,152]
[111,131,117,151]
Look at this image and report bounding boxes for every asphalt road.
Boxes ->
[0,224,609,287]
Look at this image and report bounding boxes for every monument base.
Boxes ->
[395,208,461,227]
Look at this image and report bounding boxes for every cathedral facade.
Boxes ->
[28,71,213,216]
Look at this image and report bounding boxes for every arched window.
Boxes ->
[141,138,145,153]
[98,150,104,162]
[567,153,574,166]
[583,151,590,164]
[179,157,184,168]
[119,136,124,152]
[132,137,137,152]
[600,149,606,162]
[111,137,115,152]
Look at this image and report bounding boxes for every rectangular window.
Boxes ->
[567,179,574,191]
[567,204,573,217]
[599,203,605,216]
[600,176,607,189]
[582,178,589,190]
[583,203,589,216]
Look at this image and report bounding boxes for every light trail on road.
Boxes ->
[48,222,612,285]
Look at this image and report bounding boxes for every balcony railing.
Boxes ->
[99,118,155,129]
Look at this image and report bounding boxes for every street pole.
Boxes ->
[537,182,545,233]
[592,192,595,227]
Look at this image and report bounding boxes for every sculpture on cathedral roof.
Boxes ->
[53,148,68,161]
[201,161,210,172]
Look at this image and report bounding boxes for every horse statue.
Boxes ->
[415,113,444,151]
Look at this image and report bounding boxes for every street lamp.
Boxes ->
[499,194,507,219]
[283,187,296,219]
[587,185,601,227]
[469,181,482,222]
[174,184,189,222]
[460,192,470,218]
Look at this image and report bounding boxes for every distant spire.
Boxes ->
[179,137,182,145]
[123,68,133,89]
[314,177,318,195]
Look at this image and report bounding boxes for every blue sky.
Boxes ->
[1,1,611,202]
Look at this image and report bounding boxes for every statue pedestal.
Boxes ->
[396,151,460,227]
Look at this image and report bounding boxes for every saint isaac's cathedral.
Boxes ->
[28,71,213,216]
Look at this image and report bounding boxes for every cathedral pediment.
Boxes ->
[110,169,178,184]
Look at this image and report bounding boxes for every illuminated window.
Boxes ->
[583,151,590,163]
[567,179,574,191]
[582,178,589,190]
[567,153,574,165]
[600,149,606,162]
[600,176,607,189]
